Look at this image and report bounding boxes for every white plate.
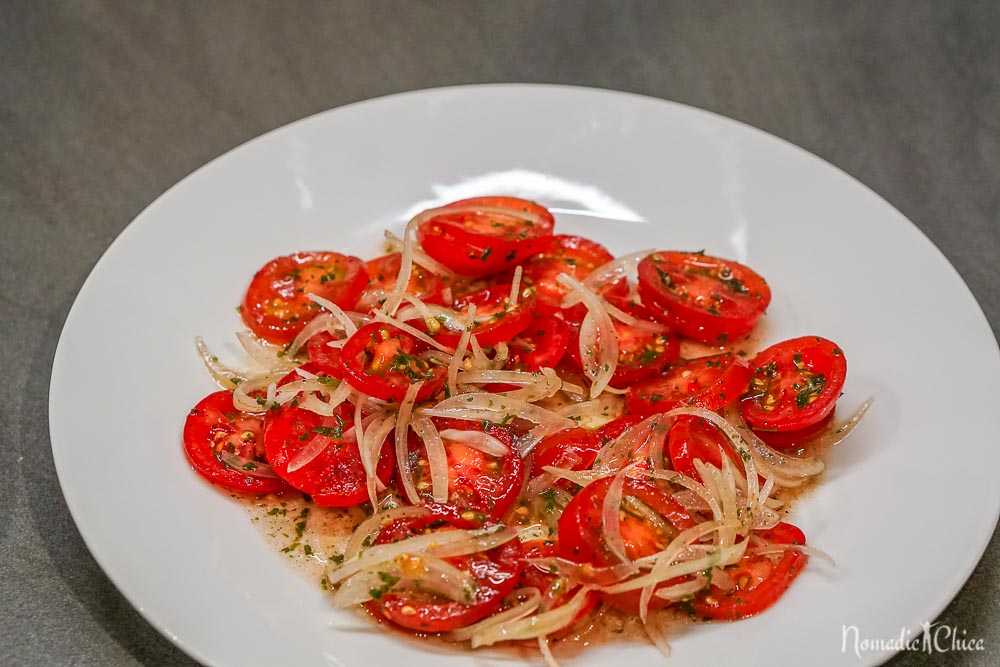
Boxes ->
[50,85,1000,666]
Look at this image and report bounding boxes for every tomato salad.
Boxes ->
[185,196,871,664]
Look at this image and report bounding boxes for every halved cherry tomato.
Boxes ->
[559,476,696,614]
[637,251,770,344]
[520,539,599,618]
[242,251,368,346]
[668,416,761,484]
[370,504,523,632]
[626,353,752,415]
[429,286,535,348]
[305,331,343,378]
[531,427,602,476]
[522,235,614,314]
[406,418,524,518]
[416,196,555,277]
[356,252,445,312]
[565,317,680,389]
[183,391,291,494]
[507,315,570,371]
[692,522,808,620]
[740,336,847,433]
[338,322,446,402]
[262,402,394,506]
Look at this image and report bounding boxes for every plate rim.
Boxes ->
[49,83,1000,667]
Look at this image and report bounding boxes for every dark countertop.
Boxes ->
[1,1,997,665]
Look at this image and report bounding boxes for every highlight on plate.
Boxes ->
[183,196,872,665]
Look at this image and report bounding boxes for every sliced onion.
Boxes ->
[296,381,352,418]
[230,370,288,412]
[217,452,282,479]
[235,331,298,371]
[305,293,359,337]
[557,273,617,397]
[541,465,610,487]
[447,304,477,398]
[429,525,519,558]
[537,636,559,667]
[721,404,825,485]
[600,542,747,595]
[332,553,475,607]
[450,588,541,642]
[562,249,654,308]
[439,429,511,456]
[603,300,668,333]
[651,576,708,602]
[602,470,629,563]
[195,336,249,388]
[806,397,874,450]
[470,586,594,647]
[384,229,457,277]
[509,265,523,306]
[642,616,673,658]
[328,528,485,585]
[362,413,397,504]
[371,310,455,354]
[410,414,449,503]
[286,312,336,357]
[748,543,837,567]
[394,382,425,505]
[340,505,432,565]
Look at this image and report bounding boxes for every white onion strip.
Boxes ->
[217,452,282,479]
[557,273,617,397]
[470,586,594,647]
[410,415,450,503]
[235,331,298,371]
[602,470,630,563]
[509,265,523,306]
[384,229,457,277]
[394,382,425,505]
[447,304,477,398]
[371,310,456,354]
[341,505,432,563]
[748,543,837,567]
[305,294,359,336]
[195,336,249,388]
[439,429,511,456]
[450,588,541,642]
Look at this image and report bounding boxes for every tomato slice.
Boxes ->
[305,331,343,378]
[595,414,646,446]
[521,235,614,314]
[338,322,446,402]
[370,504,523,632]
[520,539,599,619]
[752,413,834,449]
[242,251,368,346]
[740,336,847,432]
[507,315,570,371]
[429,286,535,348]
[626,353,752,415]
[668,416,761,484]
[559,476,696,614]
[262,402,394,506]
[692,522,808,620]
[416,196,555,278]
[565,316,680,389]
[637,251,770,344]
[183,391,291,494]
[531,427,602,476]
[406,418,525,518]
[356,252,445,312]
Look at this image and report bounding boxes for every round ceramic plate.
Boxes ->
[50,85,1000,666]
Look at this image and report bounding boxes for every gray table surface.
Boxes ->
[2,1,997,665]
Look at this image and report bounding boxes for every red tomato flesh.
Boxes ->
[338,322,446,402]
[356,252,445,311]
[522,235,614,314]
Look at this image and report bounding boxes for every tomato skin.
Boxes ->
[357,252,445,311]
[668,416,763,484]
[595,414,646,445]
[626,353,752,415]
[637,251,770,344]
[531,427,602,476]
[416,197,555,278]
[262,402,394,507]
[522,235,614,314]
[752,413,834,449]
[305,331,343,378]
[740,336,847,433]
[507,315,570,371]
[242,251,368,346]
[430,286,536,348]
[371,506,523,632]
[558,476,695,614]
[183,391,291,494]
[407,418,524,519]
[693,522,808,621]
[338,323,446,402]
